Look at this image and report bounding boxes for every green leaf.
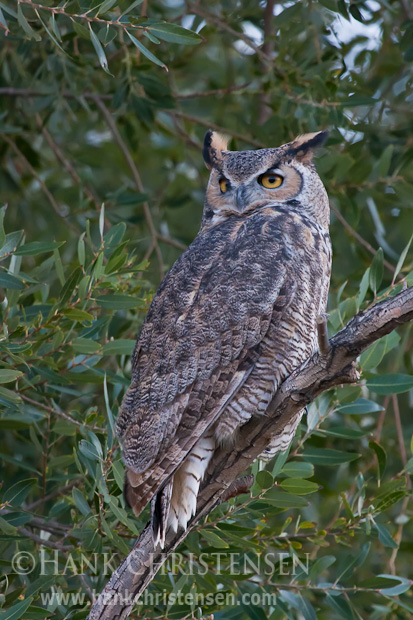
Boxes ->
[360,337,388,371]
[281,461,314,479]
[202,530,229,548]
[394,232,413,280]
[301,448,360,466]
[369,441,387,482]
[359,576,401,589]
[0,597,34,620]
[72,338,102,355]
[127,30,167,68]
[101,339,136,356]
[255,470,273,489]
[120,0,144,16]
[95,294,139,309]
[0,7,8,32]
[3,478,37,506]
[53,248,65,286]
[373,522,397,548]
[259,490,308,508]
[367,373,413,395]
[62,308,94,323]
[147,22,202,45]
[0,205,6,248]
[0,386,22,405]
[89,25,113,75]
[97,0,117,15]
[0,369,23,384]
[369,248,383,295]
[0,272,25,290]
[14,241,65,256]
[377,573,411,596]
[17,4,41,41]
[377,144,393,177]
[280,478,319,495]
[72,487,91,515]
[336,398,384,415]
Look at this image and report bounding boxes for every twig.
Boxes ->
[92,96,164,279]
[392,394,410,488]
[26,479,82,511]
[331,203,396,274]
[88,286,413,620]
[186,2,286,78]
[35,114,102,210]
[20,393,105,433]
[1,134,79,233]
[167,110,264,148]
[17,526,74,551]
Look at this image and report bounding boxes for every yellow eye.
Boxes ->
[259,173,283,189]
[219,178,230,193]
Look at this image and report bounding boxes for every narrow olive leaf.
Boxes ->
[377,573,411,596]
[0,597,34,620]
[281,461,314,479]
[126,30,167,69]
[255,470,273,489]
[53,248,65,286]
[35,8,67,55]
[369,440,387,482]
[3,478,37,505]
[97,0,117,16]
[280,478,319,495]
[0,369,23,384]
[301,448,360,466]
[49,13,61,40]
[202,530,229,549]
[101,340,136,355]
[336,398,384,415]
[377,144,393,177]
[99,203,105,240]
[61,308,94,323]
[369,247,383,295]
[0,7,9,31]
[17,4,41,41]
[374,522,398,548]
[120,0,144,17]
[357,266,370,307]
[72,487,91,515]
[0,272,25,290]
[72,19,90,39]
[78,233,86,267]
[367,373,413,395]
[89,25,113,76]
[14,241,65,256]
[0,205,7,249]
[147,22,202,45]
[394,232,413,281]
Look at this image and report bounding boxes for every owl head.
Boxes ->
[202,130,329,230]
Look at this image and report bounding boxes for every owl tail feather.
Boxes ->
[124,430,216,548]
[151,479,173,549]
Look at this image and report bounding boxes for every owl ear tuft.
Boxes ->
[203,130,230,169]
[290,130,329,163]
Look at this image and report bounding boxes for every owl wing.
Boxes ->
[116,215,289,515]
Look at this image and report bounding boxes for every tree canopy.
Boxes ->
[0,1,413,619]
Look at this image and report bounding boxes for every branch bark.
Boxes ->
[88,286,413,620]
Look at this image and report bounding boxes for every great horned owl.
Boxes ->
[116,130,332,547]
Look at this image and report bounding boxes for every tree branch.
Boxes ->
[88,286,413,620]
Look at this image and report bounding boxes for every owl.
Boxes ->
[116,130,332,548]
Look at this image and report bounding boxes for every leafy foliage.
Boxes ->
[0,0,413,618]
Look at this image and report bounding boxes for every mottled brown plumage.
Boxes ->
[116,130,331,546]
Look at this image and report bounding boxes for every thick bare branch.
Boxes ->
[88,286,413,620]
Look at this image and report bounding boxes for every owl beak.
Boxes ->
[235,186,247,210]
